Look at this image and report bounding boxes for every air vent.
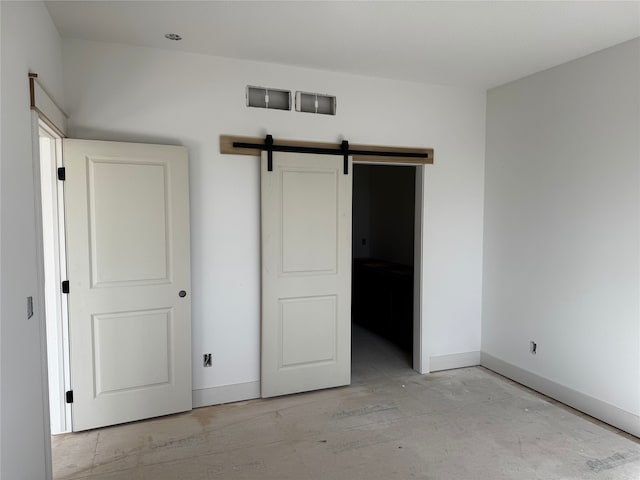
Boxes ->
[246,86,291,111]
[295,91,336,115]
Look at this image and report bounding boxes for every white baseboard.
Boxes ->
[430,351,481,372]
[192,381,260,409]
[481,352,640,438]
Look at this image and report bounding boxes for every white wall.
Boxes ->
[1,2,65,478]
[483,39,640,435]
[62,38,486,397]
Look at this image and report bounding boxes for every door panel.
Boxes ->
[261,152,352,398]
[64,139,191,431]
[280,295,338,367]
[89,160,169,285]
[92,308,171,395]
[281,169,338,274]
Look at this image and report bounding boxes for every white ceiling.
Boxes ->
[46,1,640,89]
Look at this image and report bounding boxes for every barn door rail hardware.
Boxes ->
[226,134,433,174]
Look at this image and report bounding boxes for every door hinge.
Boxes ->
[65,390,73,403]
[62,280,70,294]
[57,167,66,181]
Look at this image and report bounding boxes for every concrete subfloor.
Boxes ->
[53,325,640,480]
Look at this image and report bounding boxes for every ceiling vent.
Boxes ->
[246,86,291,111]
[295,91,337,115]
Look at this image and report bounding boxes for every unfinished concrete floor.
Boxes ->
[53,325,640,479]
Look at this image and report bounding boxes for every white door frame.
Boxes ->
[37,121,72,435]
[353,162,427,374]
[31,112,54,480]
[413,165,427,374]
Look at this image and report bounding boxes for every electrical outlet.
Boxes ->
[530,341,537,355]
[203,353,212,367]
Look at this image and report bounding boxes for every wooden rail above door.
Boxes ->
[220,135,434,165]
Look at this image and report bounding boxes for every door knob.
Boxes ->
[178,290,187,298]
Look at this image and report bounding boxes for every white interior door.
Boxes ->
[63,139,192,431]
[261,151,352,398]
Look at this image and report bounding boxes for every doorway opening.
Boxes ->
[38,121,72,435]
[351,164,420,379]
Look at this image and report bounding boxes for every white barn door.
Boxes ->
[63,139,192,431]
[261,151,352,398]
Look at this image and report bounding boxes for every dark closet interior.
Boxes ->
[351,164,416,358]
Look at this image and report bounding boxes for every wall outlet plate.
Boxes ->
[203,353,212,367]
